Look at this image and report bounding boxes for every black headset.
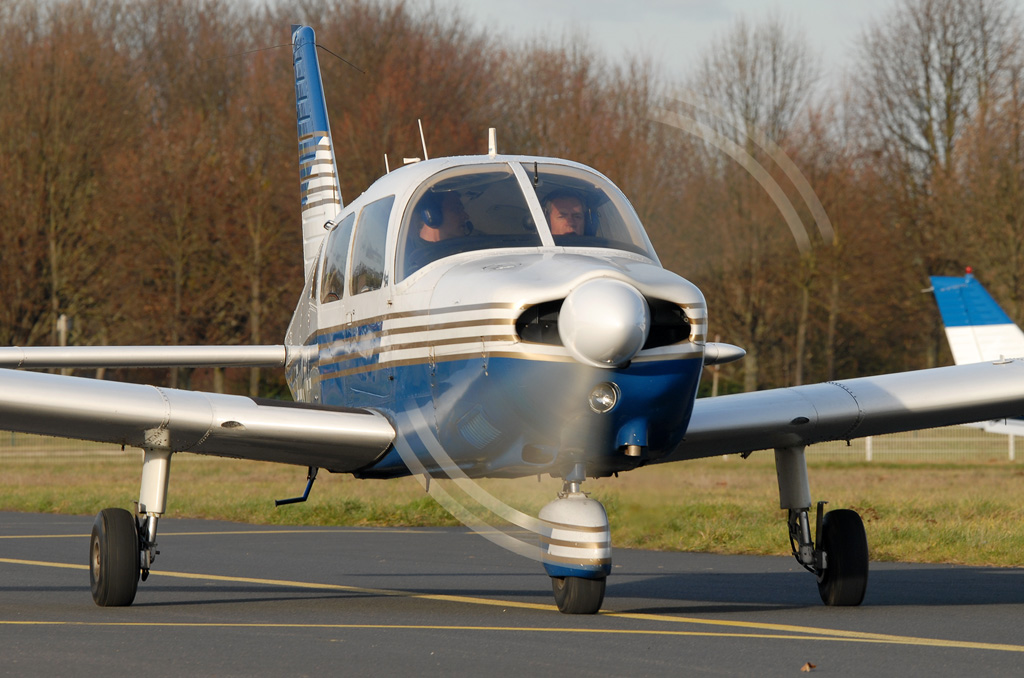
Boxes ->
[416,192,444,228]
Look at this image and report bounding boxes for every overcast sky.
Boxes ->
[447,0,897,87]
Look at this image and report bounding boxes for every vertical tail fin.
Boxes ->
[292,25,343,276]
[930,271,1024,364]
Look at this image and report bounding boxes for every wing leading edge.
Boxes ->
[0,345,291,369]
[0,368,394,473]
[667,359,1024,461]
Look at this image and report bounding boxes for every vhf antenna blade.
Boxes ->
[418,119,429,161]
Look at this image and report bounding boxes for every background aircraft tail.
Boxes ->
[929,270,1024,365]
[292,25,343,276]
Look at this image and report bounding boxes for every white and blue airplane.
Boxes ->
[4,26,1024,614]
[930,268,1024,436]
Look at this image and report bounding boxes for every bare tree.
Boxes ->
[955,51,1024,323]
[854,0,1023,365]
[694,14,819,151]
[685,14,820,391]
[857,0,1018,186]
[220,26,297,396]
[0,0,141,348]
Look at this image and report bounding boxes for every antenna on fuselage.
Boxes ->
[488,128,497,157]
[384,153,390,174]
[418,119,429,161]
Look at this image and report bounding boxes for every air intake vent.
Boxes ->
[644,299,691,349]
[515,300,564,345]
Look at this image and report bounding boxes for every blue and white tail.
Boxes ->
[292,25,343,276]
[930,270,1024,364]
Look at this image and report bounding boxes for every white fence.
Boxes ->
[0,425,1019,464]
[0,431,138,461]
[801,425,1016,463]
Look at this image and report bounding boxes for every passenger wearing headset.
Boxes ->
[416,191,472,242]
[403,190,473,276]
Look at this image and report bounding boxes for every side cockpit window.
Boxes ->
[397,165,541,281]
[320,212,355,303]
[524,163,657,260]
[350,195,395,295]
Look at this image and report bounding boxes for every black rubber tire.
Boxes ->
[816,509,869,606]
[551,576,606,614]
[89,508,140,607]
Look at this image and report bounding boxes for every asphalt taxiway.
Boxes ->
[3,511,1024,677]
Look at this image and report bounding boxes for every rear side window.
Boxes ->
[350,195,395,295]
[319,213,355,303]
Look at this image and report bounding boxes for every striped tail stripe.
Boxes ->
[292,25,343,275]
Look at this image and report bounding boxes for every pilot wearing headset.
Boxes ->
[543,190,587,236]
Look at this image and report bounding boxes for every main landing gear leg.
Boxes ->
[538,462,611,614]
[90,430,171,607]
[775,445,868,606]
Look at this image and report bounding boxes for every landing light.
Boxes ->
[588,382,619,414]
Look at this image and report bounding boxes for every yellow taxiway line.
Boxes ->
[2,555,1023,653]
[0,528,423,539]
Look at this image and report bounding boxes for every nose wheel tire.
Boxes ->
[551,576,606,614]
[89,508,141,607]
[816,509,868,606]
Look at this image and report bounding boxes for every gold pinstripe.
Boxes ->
[319,335,520,369]
[317,317,517,352]
[540,536,611,550]
[314,302,519,341]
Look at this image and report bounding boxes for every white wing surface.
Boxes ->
[0,345,289,368]
[666,359,1024,461]
[0,368,394,473]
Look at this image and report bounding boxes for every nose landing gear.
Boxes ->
[539,462,611,614]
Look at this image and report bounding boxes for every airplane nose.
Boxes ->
[558,279,650,368]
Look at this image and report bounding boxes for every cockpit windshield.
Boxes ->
[396,161,657,281]
[524,162,657,260]
[397,164,541,281]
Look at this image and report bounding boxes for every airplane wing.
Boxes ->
[664,359,1024,461]
[4,357,1021,471]
[0,368,394,473]
[0,345,291,368]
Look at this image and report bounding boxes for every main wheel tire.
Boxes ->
[552,576,606,614]
[90,508,141,607]
[816,508,868,606]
